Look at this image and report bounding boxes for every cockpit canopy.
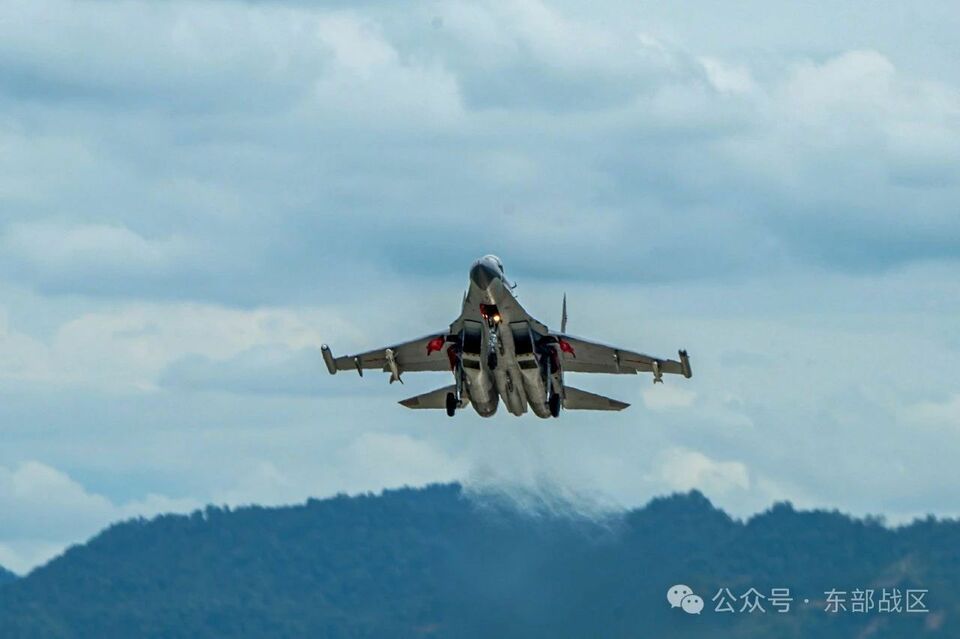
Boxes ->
[482,254,504,274]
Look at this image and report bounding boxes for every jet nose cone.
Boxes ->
[470,262,500,289]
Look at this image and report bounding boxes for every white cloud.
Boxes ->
[781,50,897,120]
[2,222,192,276]
[0,0,958,579]
[642,385,697,411]
[655,448,750,495]
[699,57,757,95]
[308,14,463,125]
[0,0,328,111]
[0,462,115,537]
[0,301,350,390]
[0,461,198,573]
[160,345,333,396]
[335,433,469,493]
[905,394,960,426]
[213,461,301,508]
[0,540,66,577]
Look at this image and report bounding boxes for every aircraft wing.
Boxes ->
[555,334,692,379]
[322,333,453,378]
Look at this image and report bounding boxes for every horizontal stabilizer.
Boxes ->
[563,386,629,411]
[399,385,464,410]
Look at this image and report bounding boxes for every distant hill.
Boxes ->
[0,566,15,586]
[0,483,957,638]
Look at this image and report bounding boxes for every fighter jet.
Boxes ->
[322,255,692,418]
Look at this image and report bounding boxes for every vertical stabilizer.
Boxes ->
[561,293,568,333]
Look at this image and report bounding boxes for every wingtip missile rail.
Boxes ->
[321,344,337,375]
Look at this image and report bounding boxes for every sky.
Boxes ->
[0,0,959,574]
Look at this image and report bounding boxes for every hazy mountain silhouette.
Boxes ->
[0,566,15,586]
[0,483,956,638]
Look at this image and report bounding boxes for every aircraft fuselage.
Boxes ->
[459,255,559,417]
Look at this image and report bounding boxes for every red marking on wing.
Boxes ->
[426,336,446,355]
[446,345,459,371]
[558,339,576,358]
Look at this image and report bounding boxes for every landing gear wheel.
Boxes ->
[445,392,458,417]
[487,351,498,371]
[549,392,561,418]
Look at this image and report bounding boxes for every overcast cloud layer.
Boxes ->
[0,0,959,573]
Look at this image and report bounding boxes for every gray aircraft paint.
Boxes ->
[322,256,691,418]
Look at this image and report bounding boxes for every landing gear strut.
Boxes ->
[445,392,458,417]
[544,348,561,418]
[486,324,499,371]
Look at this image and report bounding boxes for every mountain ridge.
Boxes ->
[0,483,957,638]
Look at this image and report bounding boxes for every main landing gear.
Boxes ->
[548,392,561,418]
[543,348,562,418]
[446,392,458,417]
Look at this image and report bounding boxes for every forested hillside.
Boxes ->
[0,484,956,638]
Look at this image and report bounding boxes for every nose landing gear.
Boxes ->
[481,305,502,372]
[486,323,500,371]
